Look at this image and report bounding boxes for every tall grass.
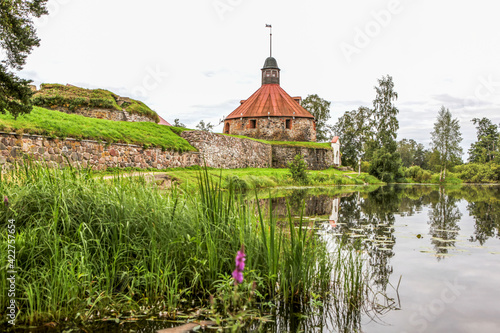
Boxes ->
[0,163,370,326]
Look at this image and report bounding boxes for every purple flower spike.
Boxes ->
[4,196,8,207]
[232,245,246,284]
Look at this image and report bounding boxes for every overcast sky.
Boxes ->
[19,0,500,158]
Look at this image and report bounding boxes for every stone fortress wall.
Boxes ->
[0,131,333,171]
[224,117,316,142]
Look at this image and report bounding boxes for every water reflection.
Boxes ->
[254,185,500,332]
[427,188,462,260]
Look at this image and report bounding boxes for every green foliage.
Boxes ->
[31,84,160,122]
[288,154,309,184]
[332,106,373,168]
[403,166,433,183]
[372,75,399,148]
[301,94,333,142]
[369,147,403,183]
[431,106,463,180]
[468,117,499,163]
[397,138,428,168]
[455,163,500,183]
[0,106,196,152]
[362,75,402,181]
[0,0,48,118]
[0,164,366,325]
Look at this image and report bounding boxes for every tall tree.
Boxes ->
[430,106,463,181]
[332,106,373,168]
[468,117,499,163]
[368,75,402,182]
[301,94,333,142]
[0,0,48,118]
[372,75,399,149]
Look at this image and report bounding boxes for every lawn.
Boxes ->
[0,106,195,152]
[98,167,383,192]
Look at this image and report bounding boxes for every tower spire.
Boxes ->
[266,24,272,57]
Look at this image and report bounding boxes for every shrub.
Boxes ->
[360,161,371,173]
[455,163,500,183]
[288,154,309,185]
[404,166,433,183]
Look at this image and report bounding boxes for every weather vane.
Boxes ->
[266,24,272,57]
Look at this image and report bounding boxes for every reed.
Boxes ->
[0,162,369,326]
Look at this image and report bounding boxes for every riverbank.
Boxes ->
[96,166,383,192]
[0,164,373,330]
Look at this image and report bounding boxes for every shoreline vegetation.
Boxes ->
[97,166,383,192]
[0,164,387,331]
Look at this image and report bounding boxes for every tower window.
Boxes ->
[286,119,292,129]
[250,119,257,129]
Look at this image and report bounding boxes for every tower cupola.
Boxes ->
[261,56,280,85]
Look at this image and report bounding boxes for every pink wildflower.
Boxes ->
[4,196,8,207]
[232,245,246,284]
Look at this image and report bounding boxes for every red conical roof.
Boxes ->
[225,84,314,120]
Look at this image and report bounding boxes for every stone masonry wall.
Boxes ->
[181,131,272,168]
[225,117,316,142]
[271,145,333,170]
[49,107,156,123]
[0,131,333,172]
[0,132,199,170]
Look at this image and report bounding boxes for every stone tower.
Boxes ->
[223,56,316,142]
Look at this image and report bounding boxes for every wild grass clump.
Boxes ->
[0,163,372,327]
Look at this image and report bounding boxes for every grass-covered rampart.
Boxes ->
[0,107,195,152]
[32,84,160,122]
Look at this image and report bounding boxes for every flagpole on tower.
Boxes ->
[266,24,272,57]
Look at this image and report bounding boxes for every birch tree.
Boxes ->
[431,106,463,181]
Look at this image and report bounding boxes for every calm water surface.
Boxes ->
[264,184,500,333]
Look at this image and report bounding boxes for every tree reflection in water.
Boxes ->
[427,187,462,260]
[247,185,500,332]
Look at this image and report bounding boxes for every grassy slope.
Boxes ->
[0,106,196,152]
[32,83,160,122]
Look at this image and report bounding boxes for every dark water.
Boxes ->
[7,185,500,332]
